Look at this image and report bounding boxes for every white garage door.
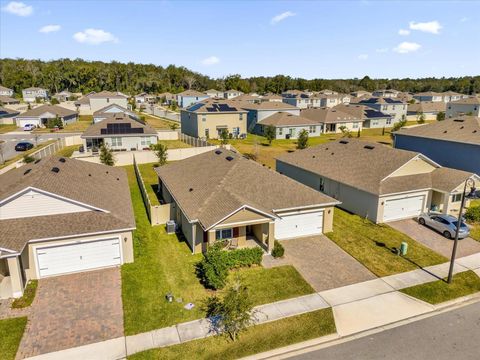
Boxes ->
[36,238,121,277]
[275,211,323,240]
[383,195,424,222]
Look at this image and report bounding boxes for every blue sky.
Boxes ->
[1,0,479,79]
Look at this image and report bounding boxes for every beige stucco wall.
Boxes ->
[182,112,247,139]
[7,257,24,298]
[388,157,436,177]
[216,208,270,227]
[21,230,134,281]
[322,206,334,233]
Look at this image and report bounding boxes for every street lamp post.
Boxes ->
[447,178,477,283]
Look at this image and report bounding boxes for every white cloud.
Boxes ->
[398,29,410,36]
[460,17,468,23]
[73,28,119,45]
[375,48,389,53]
[271,11,296,25]
[39,24,61,33]
[201,56,220,66]
[1,1,33,16]
[409,20,442,34]
[358,54,368,60]
[393,41,421,54]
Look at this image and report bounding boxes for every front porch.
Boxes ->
[0,256,24,300]
[430,190,470,216]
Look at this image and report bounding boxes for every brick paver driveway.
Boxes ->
[16,268,123,359]
[264,236,376,292]
[389,219,480,258]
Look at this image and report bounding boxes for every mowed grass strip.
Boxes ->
[121,166,315,335]
[401,270,480,304]
[0,317,28,360]
[326,208,447,277]
[128,308,335,360]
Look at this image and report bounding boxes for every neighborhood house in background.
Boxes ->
[22,87,49,103]
[14,104,78,128]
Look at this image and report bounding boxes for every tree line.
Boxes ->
[1,58,479,96]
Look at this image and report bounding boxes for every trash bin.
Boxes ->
[400,242,408,256]
[166,293,174,302]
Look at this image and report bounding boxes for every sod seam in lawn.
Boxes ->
[400,270,480,304]
[326,208,447,277]
[0,317,28,360]
[128,307,335,360]
[121,166,315,335]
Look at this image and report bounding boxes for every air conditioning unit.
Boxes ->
[166,220,176,234]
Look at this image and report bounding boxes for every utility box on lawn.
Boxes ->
[400,242,408,256]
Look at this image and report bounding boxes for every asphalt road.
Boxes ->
[0,132,74,162]
[289,301,480,360]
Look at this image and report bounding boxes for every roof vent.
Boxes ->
[226,156,234,161]
[364,145,375,150]
[339,140,349,144]
[117,178,120,181]
[59,158,66,163]
[444,130,448,133]
[460,126,464,129]
[312,155,316,158]
[473,130,477,133]
[189,188,193,192]
[34,159,41,164]
[23,169,32,175]
[215,150,222,155]
[331,152,334,155]
[88,173,92,176]
[51,167,60,173]
[453,119,465,122]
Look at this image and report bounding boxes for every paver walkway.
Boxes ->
[24,252,480,360]
[389,219,480,258]
[17,268,124,359]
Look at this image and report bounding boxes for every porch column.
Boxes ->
[208,230,216,246]
[267,222,275,254]
[191,223,196,255]
[7,256,24,299]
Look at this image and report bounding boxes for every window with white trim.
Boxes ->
[352,123,359,129]
[215,228,233,240]
[309,126,316,133]
[451,193,462,203]
[111,137,122,147]
[140,137,151,146]
[386,118,392,125]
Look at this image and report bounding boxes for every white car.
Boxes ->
[23,124,36,131]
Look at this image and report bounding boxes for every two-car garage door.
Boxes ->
[36,238,122,278]
[383,195,425,222]
[275,211,323,240]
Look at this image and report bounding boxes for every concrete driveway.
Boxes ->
[389,219,480,258]
[16,268,124,359]
[264,236,376,292]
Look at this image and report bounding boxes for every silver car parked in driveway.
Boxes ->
[418,213,470,239]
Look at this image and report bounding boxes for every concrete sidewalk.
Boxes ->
[23,252,480,360]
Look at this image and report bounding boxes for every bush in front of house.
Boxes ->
[271,240,285,258]
[465,206,480,223]
[198,246,264,290]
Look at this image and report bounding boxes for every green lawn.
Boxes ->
[128,308,335,360]
[326,208,447,277]
[157,139,191,149]
[401,271,480,304]
[12,280,37,308]
[33,115,92,133]
[139,112,177,130]
[0,124,17,134]
[122,166,315,335]
[137,163,161,206]
[55,144,80,158]
[0,317,27,360]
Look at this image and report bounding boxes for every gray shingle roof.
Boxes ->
[15,105,77,118]
[258,112,318,127]
[82,113,157,137]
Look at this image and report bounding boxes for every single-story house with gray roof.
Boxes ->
[156,149,339,254]
[277,139,479,224]
[14,104,78,128]
[0,157,135,299]
[255,112,322,139]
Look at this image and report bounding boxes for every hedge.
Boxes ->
[465,206,480,223]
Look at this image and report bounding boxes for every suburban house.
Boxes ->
[240,101,300,131]
[333,104,393,128]
[14,105,78,128]
[276,139,479,223]
[394,116,480,174]
[22,87,49,103]
[134,92,156,104]
[224,90,244,99]
[155,149,339,254]
[176,90,209,108]
[180,99,248,139]
[255,112,322,139]
[232,93,260,103]
[407,101,446,120]
[0,85,14,97]
[442,91,467,103]
[53,90,73,102]
[0,157,135,299]
[93,104,138,123]
[206,89,224,98]
[414,91,466,103]
[88,91,129,112]
[82,113,158,151]
[351,90,372,98]
[300,106,363,134]
[446,96,480,118]
[282,94,313,109]
[74,92,96,113]
[282,90,313,97]
[0,107,19,124]
[158,92,176,104]
[260,93,283,102]
[0,95,20,105]
[372,89,400,98]
[355,97,407,122]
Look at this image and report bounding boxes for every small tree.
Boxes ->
[99,144,115,166]
[338,125,352,138]
[381,127,385,136]
[390,119,407,139]
[297,129,309,149]
[169,122,179,131]
[205,279,255,341]
[264,125,275,145]
[358,128,362,137]
[170,100,178,111]
[50,98,59,105]
[436,111,445,121]
[220,129,229,145]
[151,143,168,166]
[417,112,426,124]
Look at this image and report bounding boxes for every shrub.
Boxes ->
[271,240,285,258]
[465,206,480,223]
[23,155,35,163]
[225,247,263,268]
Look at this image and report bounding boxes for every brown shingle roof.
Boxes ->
[301,106,363,124]
[177,90,207,97]
[156,149,338,230]
[258,112,318,127]
[15,105,77,118]
[82,113,157,137]
[239,101,298,111]
[0,95,19,104]
[395,116,480,145]
[0,157,135,252]
[449,96,480,105]
[89,90,128,99]
[407,102,446,114]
